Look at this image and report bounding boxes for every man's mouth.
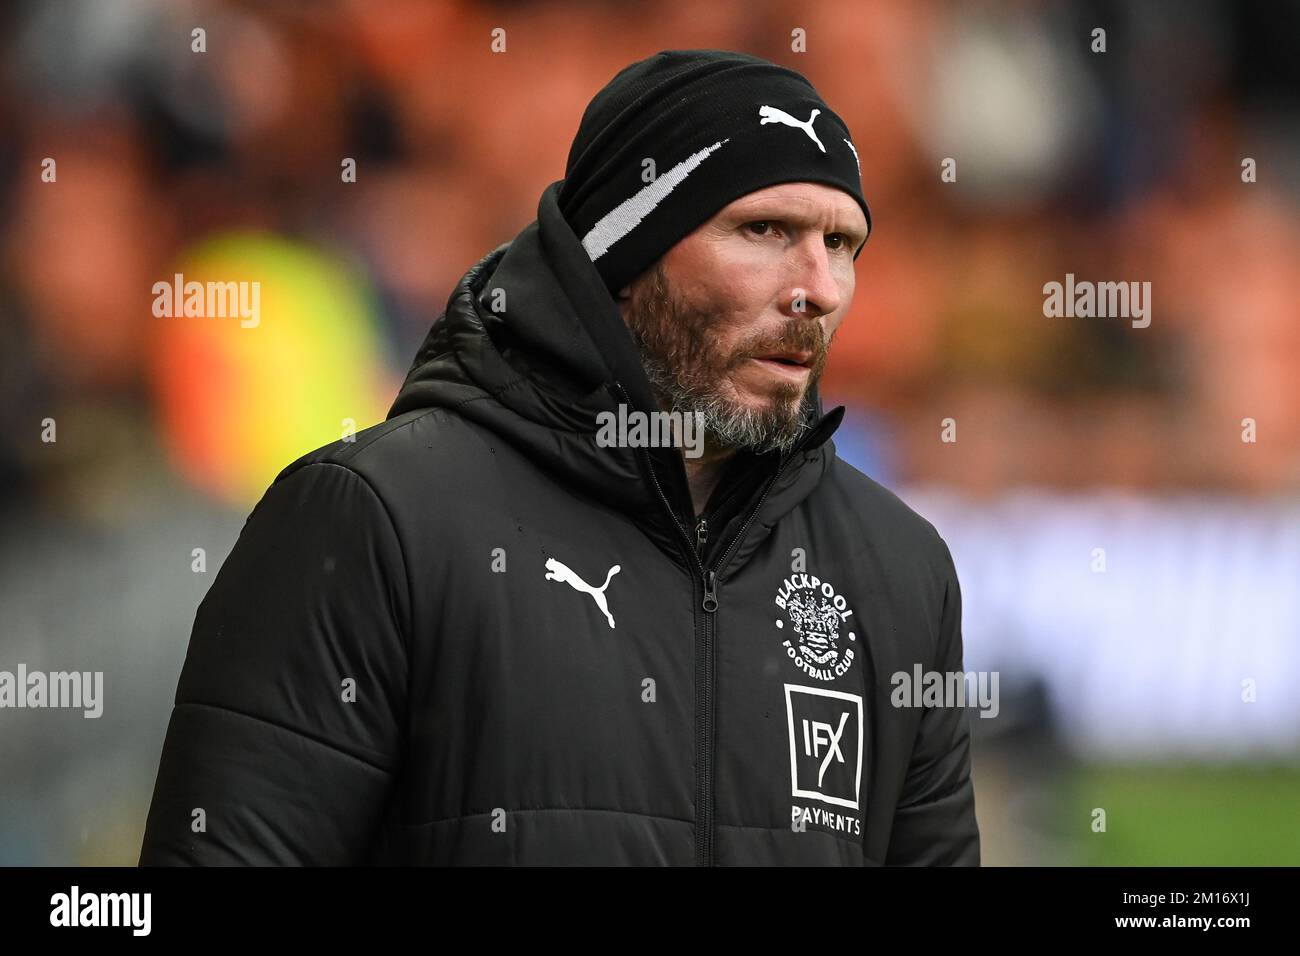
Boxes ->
[757,350,814,367]
[749,350,814,380]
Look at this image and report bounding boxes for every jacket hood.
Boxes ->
[387,179,844,565]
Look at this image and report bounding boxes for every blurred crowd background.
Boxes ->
[2,0,1298,866]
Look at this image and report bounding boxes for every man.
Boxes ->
[141,49,979,866]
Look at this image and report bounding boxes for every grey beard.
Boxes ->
[636,351,818,456]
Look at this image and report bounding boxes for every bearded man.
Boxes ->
[141,49,980,867]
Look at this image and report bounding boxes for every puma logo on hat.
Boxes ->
[759,105,825,153]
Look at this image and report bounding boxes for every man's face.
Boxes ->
[619,182,867,455]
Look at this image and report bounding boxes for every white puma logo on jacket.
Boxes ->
[758,105,825,152]
[544,557,621,628]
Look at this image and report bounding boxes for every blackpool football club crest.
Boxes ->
[774,572,856,682]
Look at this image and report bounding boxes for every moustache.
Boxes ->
[727,321,829,369]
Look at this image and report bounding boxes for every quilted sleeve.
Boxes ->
[884,533,981,866]
[139,461,411,865]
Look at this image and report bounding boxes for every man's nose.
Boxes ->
[780,236,842,319]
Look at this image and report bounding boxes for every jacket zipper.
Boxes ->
[625,440,715,865]
[612,382,818,866]
[691,432,819,865]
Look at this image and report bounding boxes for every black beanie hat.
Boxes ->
[558,49,871,296]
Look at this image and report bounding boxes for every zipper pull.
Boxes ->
[702,569,718,613]
[695,517,709,554]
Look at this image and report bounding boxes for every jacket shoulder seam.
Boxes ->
[334,408,446,464]
[271,409,447,486]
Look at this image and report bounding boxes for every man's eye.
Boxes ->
[826,233,852,251]
[747,220,777,236]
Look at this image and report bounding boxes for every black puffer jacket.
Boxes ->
[140,181,979,866]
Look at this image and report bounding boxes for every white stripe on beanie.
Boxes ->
[580,138,731,261]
